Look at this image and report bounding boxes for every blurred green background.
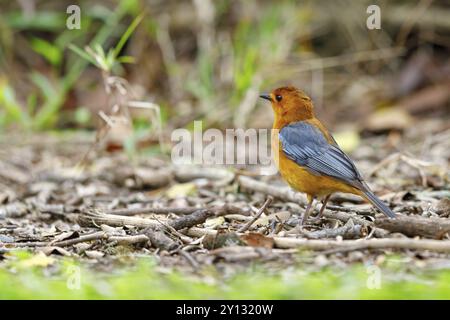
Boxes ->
[1,0,448,135]
[3,250,450,299]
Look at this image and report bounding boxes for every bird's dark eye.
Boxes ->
[275,95,282,102]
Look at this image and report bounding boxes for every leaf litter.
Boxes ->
[0,120,449,278]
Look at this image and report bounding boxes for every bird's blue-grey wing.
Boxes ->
[279,121,363,186]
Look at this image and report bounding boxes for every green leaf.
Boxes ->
[113,13,144,58]
[68,44,98,67]
[117,55,135,64]
[74,107,91,125]
[5,11,64,31]
[30,37,62,66]
[30,72,56,100]
[0,80,30,126]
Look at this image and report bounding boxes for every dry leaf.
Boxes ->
[41,225,58,237]
[41,246,72,256]
[268,211,291,223]
[204,216,225,229]
[52,231,79,243]
[240,232,274,248]
[254,214,269,227]
[365,108,414,132]
[166,183,197,199]
[333,130,360,153]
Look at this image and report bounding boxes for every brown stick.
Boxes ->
[238,197,273,232]
[375,215,450,238]
[169,209,214,230]
[108,203,251,217]
[108,206,200,216]
[186,227,450,253]
[10,231,106,247]
[273,237,450,253]
[108,234,149,245]
[79,209,160,228]
[52,231,108,247]
[144,229,179,251]
[9,232,149,248]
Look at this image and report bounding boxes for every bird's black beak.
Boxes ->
[259,93,272,102]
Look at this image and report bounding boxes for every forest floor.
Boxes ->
[0,119,449,298]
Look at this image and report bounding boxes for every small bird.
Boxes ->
[260,86,396,225]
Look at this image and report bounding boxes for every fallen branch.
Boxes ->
[109,206,200,216]
[273,237,450,253]
[51,231,108,247]
[186,227,450,253]
[169,209,214,230]
[9,232,149,248]
[79,209,160,228]
[108,203,251,217]
[375,215,450,238]
[108,234,149,245]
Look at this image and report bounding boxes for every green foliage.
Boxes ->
[0,2,140,131]
[183,1,302,120]
[74,107,92,125]
[0,0,309,131]
[5,11,65,31]
[30,38,63,67]
[0,79,31,128]
[1,251,450,299]
[69,14,143,73]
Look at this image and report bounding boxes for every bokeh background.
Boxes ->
[1,0,448,139]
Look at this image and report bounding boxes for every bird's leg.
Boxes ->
[311,194,331,222]
[299,196,315,226]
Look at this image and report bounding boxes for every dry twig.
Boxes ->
[186,227,450,253]
[238,197,273,232]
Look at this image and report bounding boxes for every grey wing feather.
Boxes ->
[279,122,363,186]
[279,122,397,218]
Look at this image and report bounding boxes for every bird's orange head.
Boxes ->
[260,86,315,128]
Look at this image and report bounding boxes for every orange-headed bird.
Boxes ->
[260,86,396,225]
